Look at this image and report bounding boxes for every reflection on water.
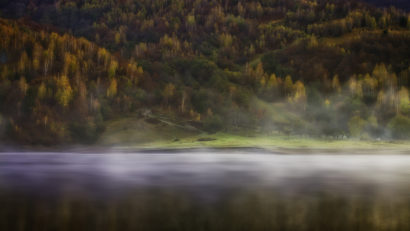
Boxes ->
[0,151,410,231]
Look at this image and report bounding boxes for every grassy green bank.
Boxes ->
[97,115,410,153]
[104,133,410,153]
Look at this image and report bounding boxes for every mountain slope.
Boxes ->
[0,0,409,145]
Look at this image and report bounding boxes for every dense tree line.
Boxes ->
[0,0,409,144]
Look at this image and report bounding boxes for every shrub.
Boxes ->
[388,115,410,139]
[348,115,366,137]
[203,115,223,133]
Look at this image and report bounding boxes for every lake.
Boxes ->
[1,150,410,231]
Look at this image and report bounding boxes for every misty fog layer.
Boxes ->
[1,152,409,196]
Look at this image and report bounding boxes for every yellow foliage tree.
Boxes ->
[63,52,78,75]
[348,76,363,98]
[98,48,110,66]
[377,90,385,106]
[293,81,306,105]
[284,75,293,96]
[332,75,341,93]
[372,63,388,87]
[219,33,233,48]
[107,78,118,98]
[163,83,175,104]
[56,75,73,107]
[108,60,118,78]
[363,73,377,95]
[135,42,148,57]
[398,87,409,113]
[18,52,29,74]
[32,43,43,71]
[254,62,264,80]
[18,77,28,96]
[37,82,46,100]
[186,14,196,31]
[267,73,278,89]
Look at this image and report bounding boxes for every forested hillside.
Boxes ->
[0,0,409,145]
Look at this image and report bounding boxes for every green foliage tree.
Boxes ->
[388,115,410,139]
[348,115,367,138]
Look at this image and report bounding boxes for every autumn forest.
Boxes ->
[0,0,409,145]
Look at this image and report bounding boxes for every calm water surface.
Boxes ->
[0,151,409,231]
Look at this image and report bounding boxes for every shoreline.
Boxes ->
[1,144,409,155]
[1,133,410,154]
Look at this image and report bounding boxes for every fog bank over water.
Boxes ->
[1,152,409,198]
